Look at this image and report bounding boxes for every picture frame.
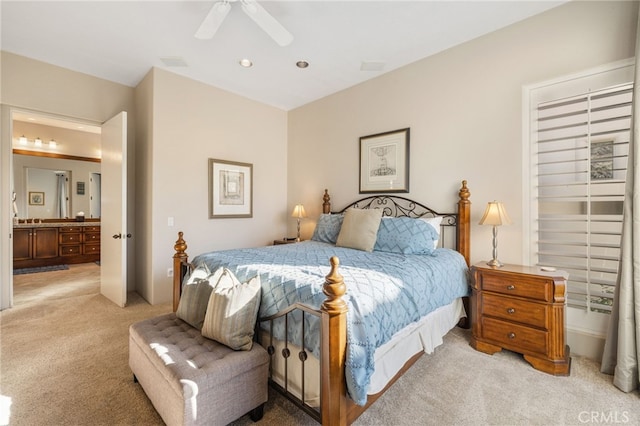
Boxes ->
[359,128,410,193]
[209,158,253,218]
[29,191,45,206]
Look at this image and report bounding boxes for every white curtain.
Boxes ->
[56,173,68,219]
[600,8,640,393]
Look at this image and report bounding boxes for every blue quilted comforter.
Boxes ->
[189,240,469,405]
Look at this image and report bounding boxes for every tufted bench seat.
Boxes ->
[129,313,269,426]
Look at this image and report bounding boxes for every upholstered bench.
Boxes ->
[129,313,269,426]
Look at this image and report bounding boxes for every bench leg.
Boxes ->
[249,403,264,422]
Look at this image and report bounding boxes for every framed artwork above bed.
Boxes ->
[359,128,410,193]
[208,158,253,218]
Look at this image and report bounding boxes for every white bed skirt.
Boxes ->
[260,297,466,406]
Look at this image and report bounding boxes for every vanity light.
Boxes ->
[19,135,27,146]
[49,139,57,148]
[34,138,42,147]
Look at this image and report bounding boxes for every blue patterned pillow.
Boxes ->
[311,214,344,244]
[374,217,439,255]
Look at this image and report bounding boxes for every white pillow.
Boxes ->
[420,216,443,249]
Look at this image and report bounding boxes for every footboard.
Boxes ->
[172,237,348,425]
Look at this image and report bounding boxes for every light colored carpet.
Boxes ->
[1,263,638,426]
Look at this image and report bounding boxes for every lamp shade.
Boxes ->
[479,201,512,226]
[291,204,307,219]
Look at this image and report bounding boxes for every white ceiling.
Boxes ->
[1,1,566,111]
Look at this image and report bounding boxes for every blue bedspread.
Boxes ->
[189,240,469,405]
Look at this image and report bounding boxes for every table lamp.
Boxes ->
[291,204,307,241]
[479,201,512,267]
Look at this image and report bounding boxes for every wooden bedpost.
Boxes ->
[321,256,348,426]
[323,189,331,214]
[457,180,471,267]
[173,231,188,312]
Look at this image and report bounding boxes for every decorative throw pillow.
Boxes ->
[335,208,383,252]
[374,217,439,255]
[176,266,224,330]
[311,214,344,244]
[420,216,443,249]
[201,269,262,351]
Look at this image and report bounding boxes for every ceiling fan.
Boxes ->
[195,0,293,47]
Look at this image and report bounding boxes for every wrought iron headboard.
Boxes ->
[332,194,459,249]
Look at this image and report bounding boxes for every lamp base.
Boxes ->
[486,258,503,268]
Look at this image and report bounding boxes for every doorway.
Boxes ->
[5,109,103,308]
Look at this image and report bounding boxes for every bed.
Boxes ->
[172,180,471,425]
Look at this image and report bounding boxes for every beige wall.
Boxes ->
[138,68,288,304]
[287,1,638,266]
[134,69,154,303]
[0,52,136,309]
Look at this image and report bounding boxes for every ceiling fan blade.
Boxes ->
[195,1,232,40]
[240,0,293,47]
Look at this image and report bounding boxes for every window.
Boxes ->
[525,61,633,327]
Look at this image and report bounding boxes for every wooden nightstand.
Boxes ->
[273,239,299,245]
[470,263,571,376]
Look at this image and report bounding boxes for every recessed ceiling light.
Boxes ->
[239,58,253,68]
[296,60,309,69]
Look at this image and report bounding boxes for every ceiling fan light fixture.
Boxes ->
[239,58,253,68]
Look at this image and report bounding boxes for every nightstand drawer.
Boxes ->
[482,293,548,329]
[481,273,550,302]
[482,316,548,355]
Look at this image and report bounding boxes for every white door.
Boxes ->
[100,112,127,307]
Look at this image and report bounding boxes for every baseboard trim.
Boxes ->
[567,328,606,363]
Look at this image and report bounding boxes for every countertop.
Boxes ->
[13,221,100,228]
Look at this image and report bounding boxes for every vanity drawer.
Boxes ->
[60,226,83,233]
[60,233,81,244]
[482,293,548,329]
[481,316,548,356]
[84,243,100,255]
[60,245,81,256]
[84,226,100,233]
[84,232,100,243]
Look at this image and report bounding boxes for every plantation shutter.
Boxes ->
[534,83,631,313]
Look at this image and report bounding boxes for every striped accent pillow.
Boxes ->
[201,269,261,351]
[176,266,224,330]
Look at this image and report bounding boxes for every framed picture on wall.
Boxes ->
[209,158,253,218]
[359,128,410,193]
[29,191,45,206]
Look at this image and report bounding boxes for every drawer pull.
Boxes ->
[506,285,516,290]
[508,332,516,340]
[507,308,515,314]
